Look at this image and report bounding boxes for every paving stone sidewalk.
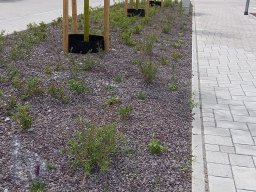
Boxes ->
[192,0,256,191]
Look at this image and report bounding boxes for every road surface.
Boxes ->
[0,0,114,34]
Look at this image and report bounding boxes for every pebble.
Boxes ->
[4,117,10,122]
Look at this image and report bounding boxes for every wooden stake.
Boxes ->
[72,0,78,33]
[146,0,150,17]
[104,0,110,51]
[130,0,134,8]
[63,0,69,53]
[125,0,128,15]
[136,0,139,9]
[161,0,163,7]
[84,0,90,42]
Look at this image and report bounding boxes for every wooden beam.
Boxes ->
[104,0,110,51]
[72,0,78,33]
[63,0,69,53]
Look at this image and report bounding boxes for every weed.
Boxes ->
[160,56,169,65]
[133,25,143,34]
[48,81,69,104]
[24,77,43,98]
[168,82,178,91]
[137,91,146,100]
[105,96,120,105]
[139,62,157,83]
[12,75,23,90]
[113,74,123,83]
[81,55,96,71]
[46,161,56,171]
[68,79,87,94]
[189,96,198,111]
[118,105,133,119]
[43,65,54,77]
[16,104,32,129]
[0,89,3,97]
[162,24,172,34]
[66,123,120,175]
[121,31,135,46]
[148,135,167,155]
[172,51,183,61]
[132,59,143,66]
[31,181,45,192]
[141,34,157,54]
[0,30,5,54]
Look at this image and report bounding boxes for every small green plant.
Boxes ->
[148,135,167,155]
[189,96,198,111]
[16,104,32,129]
[137,91,146,100]
[31,181,45,192]
[141,34,157,54]
[24,77,43,98]
[162,24,171,34]
[66,123,120,175]
[133,24,143,34]
[46,161,56,171]
[139,62,157,83]
[81,55,96,71]
[132,59,143,65]
[172,51,183,61]
[168,82,178,91]
[0,30,5,54]
[48,81,69,104]
[113,74,123,83]
[68,79,87,94]
[121,31,135,46]
[105,96,120,105]
[118,105,133,119]
[0,89,3,97]
[43,65,54,77]
[160,56,169,65]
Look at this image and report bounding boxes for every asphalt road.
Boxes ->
[0,0,113,34]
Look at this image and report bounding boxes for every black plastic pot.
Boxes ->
[149,1,162,6]
[127,9,145,17]
[68,34,104,54]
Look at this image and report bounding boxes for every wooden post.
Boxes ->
[84,0,90,42]
[72,0,78,33]
[125,0,128,15]
[146,0,150,17]
[104,0,110,51]
[63,0,69,53]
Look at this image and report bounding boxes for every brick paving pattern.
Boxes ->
[192,0,256,191]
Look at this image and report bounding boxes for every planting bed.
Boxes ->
[0,1,192,192]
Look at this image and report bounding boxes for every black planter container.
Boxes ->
[149,1,162,6]
[68,34,104,54]
[127,9,145,17]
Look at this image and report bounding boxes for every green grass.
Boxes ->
[105,96,120,105]
[66,123,120,175]
[148,135,167,155]
[68,79,87,94]
[118,105,133,119]
[48,81,69,104]
[16,104,32,129]
[23,77,43,98]
[31,181,45,192]
[139,62,158,83]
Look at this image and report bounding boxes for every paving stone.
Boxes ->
[205,144,220,152]
[208,176,236,192]
[204,126,230,137]
[206,151,229,164]
[214,110,233,121]
[248,110,256,117]
[230,105,249,116]
[233,115,256,124]
[237,190,256,192]
[248,123,256,137]
[235,144,256,156]
[207,163,232,178]
[205,135,233,146]
[230,129,254,145]
[216,121,248,130]
[220,146,235,154]
[229,154,254,167]
[232,166,256,191]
